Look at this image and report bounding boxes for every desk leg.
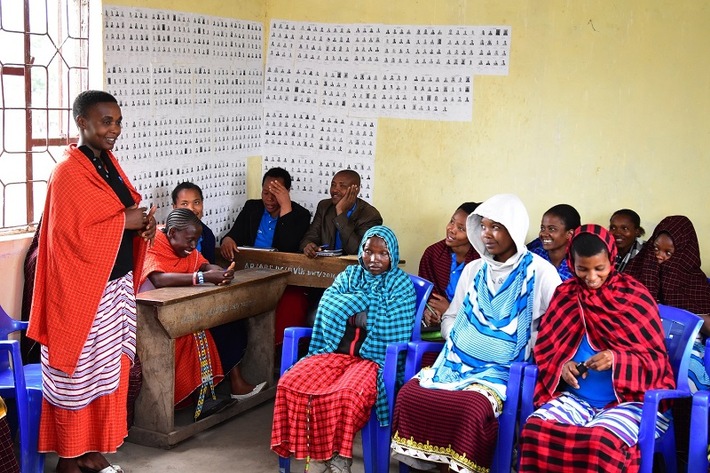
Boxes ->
[132,306,175,437]
[240,309,276,387]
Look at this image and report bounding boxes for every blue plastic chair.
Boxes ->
[0,340,30,472]
[394,341,526,473]
[277,274,433,473]
[687,339,710,471]
[0,305,44,473]
[520,303,701,473]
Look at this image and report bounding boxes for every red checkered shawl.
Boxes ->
[534,224,674,407]
[27,144,146,376]
[626,215,710,315]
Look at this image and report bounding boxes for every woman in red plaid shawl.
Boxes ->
[519,224,674,472]
[626,215,710,392]
[271,225,416,473]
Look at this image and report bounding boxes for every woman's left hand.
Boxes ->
[586,349,614,372]
[140,206,157,246]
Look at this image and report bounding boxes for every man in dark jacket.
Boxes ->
[220,167,311,259]
[300,170,382,257]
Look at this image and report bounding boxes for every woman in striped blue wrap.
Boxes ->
[390,194,561,473]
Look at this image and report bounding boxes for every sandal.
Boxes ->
[79,466,124,473]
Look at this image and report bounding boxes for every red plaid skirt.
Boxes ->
[0,415,19,473]
[271,353,378,460]
[391,379,498,472]
[519,415,639,472]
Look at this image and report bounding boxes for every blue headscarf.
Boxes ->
[308,225,416,426]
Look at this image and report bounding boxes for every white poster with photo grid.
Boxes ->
[103,6,262,236]
[103,8,511,227]
[263,19,510,212]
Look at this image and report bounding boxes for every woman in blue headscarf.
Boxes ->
[271,225,416,473]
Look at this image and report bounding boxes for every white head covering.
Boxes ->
[467,193,530,266]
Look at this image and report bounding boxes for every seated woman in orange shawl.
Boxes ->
[140,208,265,419]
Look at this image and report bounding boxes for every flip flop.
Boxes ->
[230,381,267,401]
[79,465,124,473]
[195,397,233,422]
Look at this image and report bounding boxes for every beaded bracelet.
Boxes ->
[197,271,205,285]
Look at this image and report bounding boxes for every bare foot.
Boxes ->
[228,365,255,395]
[77,452,111,471]
[56,457,82,473]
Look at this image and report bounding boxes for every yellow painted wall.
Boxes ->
[3,1,709,313]
[263,0,710,272]
[113,0,710,272]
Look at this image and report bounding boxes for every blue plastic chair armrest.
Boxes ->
[404,341,443,380]
[280,327,313,376]
[0,341,30,472]
[383,342,409,417]
[520,364,538,425]
[688,390,710,472]
[493,361,527,473]
[638,388,692,471]
[501,362,527,420]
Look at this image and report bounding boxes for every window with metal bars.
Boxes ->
[0,0,90,232]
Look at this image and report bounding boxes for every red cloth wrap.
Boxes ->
[534,224,674,408]
[28,144,146,376]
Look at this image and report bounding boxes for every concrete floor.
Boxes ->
[41,399,387,473]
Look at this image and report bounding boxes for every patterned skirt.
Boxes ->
[520,415,640,472]
[519,393,670,472]
[174,330,224,405]
[391,379,499,473]
[0,403,19,473]
[271,353,378,461]
[39,355,131,457]
[38,273,136,457]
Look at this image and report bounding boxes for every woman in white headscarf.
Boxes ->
[390,194,561,473]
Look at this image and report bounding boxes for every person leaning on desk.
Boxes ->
[220,167,311,258]
[219,167,312,344]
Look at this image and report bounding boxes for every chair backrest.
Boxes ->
[658,303,702,391]
[0,305,28,341]
[408,274,434,341]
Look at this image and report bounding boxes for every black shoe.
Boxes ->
[194,397,232,422]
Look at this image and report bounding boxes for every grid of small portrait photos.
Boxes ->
[102,7,512,225]
[263,20,511,212]
[103,6,262,235]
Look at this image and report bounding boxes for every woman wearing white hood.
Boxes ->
[391,194,561,473]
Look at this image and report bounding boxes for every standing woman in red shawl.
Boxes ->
[519,225,674,472]
[625,215,710,392]
[27,91,156,473]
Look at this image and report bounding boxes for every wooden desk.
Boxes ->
[231,249,359,288]
[128,268,290,448]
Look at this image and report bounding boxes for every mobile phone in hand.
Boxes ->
[575,362,588,376]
